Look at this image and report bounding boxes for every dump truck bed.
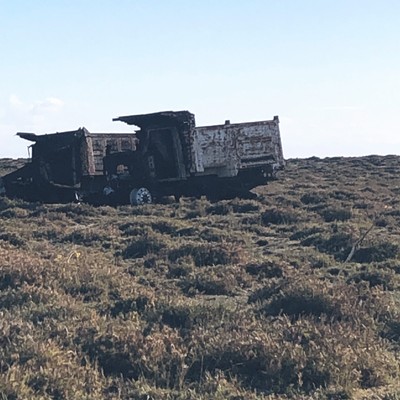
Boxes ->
[191,116,284,177]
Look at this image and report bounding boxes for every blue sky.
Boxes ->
[1,0,399,158]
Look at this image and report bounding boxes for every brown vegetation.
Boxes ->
[1,155,400,399]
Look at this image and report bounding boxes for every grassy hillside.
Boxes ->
[1,155,400,399]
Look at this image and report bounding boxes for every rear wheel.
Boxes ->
[129,187,152,205]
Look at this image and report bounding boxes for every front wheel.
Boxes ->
[129,187,153,205]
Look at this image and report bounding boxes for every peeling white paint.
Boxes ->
[191,116,284,177]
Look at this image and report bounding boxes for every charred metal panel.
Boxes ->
[27,129,87,186]
[16,129,137,178]
[87,133,137,175]
[12,128,138,189]
[113,111,196,179]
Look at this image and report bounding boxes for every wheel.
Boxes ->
[129,187,152,205]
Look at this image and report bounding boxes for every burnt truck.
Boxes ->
[1,110,284,204]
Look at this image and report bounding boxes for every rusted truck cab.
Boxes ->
[1,110,284,204]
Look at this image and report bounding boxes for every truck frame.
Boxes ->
[1,110,284,204]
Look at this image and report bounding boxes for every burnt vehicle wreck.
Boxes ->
[1,111,285,204]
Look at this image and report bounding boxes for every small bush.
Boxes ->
[375,217,389,227]
[245,262,283,279]
[80,335,141,380]
[181,272,238,296]
[264,291,336,320]
[168,242,241,267]
[300,192,326,205]
[329,190,358,201]
[301,232,353,261]
[62,230,106,246]
[353,243,399,263]
[109,295,152,317]
[0,207,29,218]
[123,235,166,259]
[119,222,150,236]
[320,207,352,222]
[248,282,282,303]
[206,203,232,215]
[230,200,261,213]
[65,282,104,302]
[290,226,324,241]
[167,258,194,278]
[151,221,179,235]
[0,232,25,247]
[347,270,393,290]
[261,208,299,225]
[53,203,98,218]
[382,319,400,342]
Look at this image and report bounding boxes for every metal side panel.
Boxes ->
[193,117,284,177]
[88,133,137,175]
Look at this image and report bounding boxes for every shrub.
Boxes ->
[353,243,399,263]
[300,192,326,205]
[155,300,237,333]
[245,262,283,279]
[119,222,149,236]
[301,232,353,261]
[53,203,98,218]
[0,232,25,247]
[123,235,166,259]
[230,200,261,213]
[151,220,180,235]
[261,208,299,225]
[181,271,238,296]
[248,282,282,304]
[0,207,29,218]
[320,207,352,222]
[382,319,400,342]
[206,202,232,216]
[264,291,336,320]
[329,190,358,201]
[107,289,155,317]
[62,230,106,246]
[168,242,242,267]
[65,281,104,303]
[290,226,324,241]
[347,269,394,290]
[166,258,194,278]
[253,273,357,323]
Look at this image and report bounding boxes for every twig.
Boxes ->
[344,223,375,263]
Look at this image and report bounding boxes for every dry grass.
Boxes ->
[1,155,400,399]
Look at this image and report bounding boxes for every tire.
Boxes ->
[129,187,153,205]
